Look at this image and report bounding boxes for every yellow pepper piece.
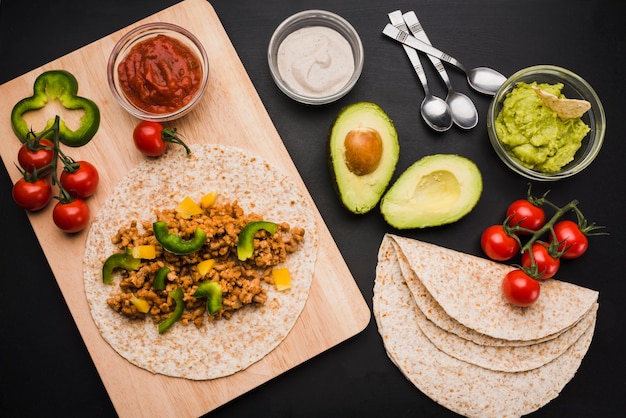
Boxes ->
[197,259,216,277]
[201,192,218,209]
[130,295,150,313]
[176,196,203,219]
[272,268,292,291]
[129,244,156,260]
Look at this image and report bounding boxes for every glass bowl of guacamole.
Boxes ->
[487,65,605,181]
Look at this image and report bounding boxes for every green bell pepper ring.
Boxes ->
[11,70,100,147]
[158,287,185,334]
[152,221,207,255]
[102,252,142,284]
[193,281,223,315]
[153,266,171,291]
[237,221,278,261]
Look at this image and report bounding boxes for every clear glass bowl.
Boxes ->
[267,10,364,105]
[487,65,605,181]
[107,22,209,122]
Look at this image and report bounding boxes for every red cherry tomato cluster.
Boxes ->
[11,116,99,233]
[481,188,605,307]
[132,120,191,157]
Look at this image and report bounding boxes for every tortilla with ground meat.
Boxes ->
[83,144,318,380]
[374,234,598,416]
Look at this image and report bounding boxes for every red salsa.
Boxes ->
[117,34,203,114]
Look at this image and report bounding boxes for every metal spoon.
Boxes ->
[402,11,478,129]
[388,11,452,132]
[382,23,507,95]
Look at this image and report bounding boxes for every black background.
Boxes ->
[1,1,624,417]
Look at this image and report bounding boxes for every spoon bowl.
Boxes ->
[466,67,508,96]
[446,90,478,129]
[421,94,453,132]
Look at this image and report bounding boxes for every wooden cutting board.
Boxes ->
[0,0,371,416]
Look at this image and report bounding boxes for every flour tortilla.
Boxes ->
[374,235,596,417]
[390,235,598,341]
[83,144,319,380]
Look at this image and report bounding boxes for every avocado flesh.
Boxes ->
[329,102,399,214]
[380,154,482,229]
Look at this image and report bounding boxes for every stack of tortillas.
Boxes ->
[373,234,599,417]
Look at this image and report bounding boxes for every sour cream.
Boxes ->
[277,26,354,98]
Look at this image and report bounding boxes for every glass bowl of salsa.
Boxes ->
[107,22,209,122]
[487,65,605,181]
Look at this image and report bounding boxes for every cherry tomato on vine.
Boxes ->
[481,225,520,261]
[501,269,540,307]
[506,199,546,234]
[60,160,99,198]
[12,177,52,211]
[551,220,588,259]
[521,243,560,279]
[17,138,54,175]
[132,121,190,157]
[52,198,90,233]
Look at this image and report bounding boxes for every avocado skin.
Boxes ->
[328,102,399,214]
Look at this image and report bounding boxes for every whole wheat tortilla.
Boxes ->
[83,144,319,380]
[390,235,598,341]
[392,241,575,347]
[397,237,598,371]
[374,235,596,417]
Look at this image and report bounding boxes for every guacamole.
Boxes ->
[495,82,590,173]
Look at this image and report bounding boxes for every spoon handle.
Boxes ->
[387,11,430,94]
[382,24,466,73]
[401,11,452,89]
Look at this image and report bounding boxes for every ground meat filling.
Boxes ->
[105,200,305,328]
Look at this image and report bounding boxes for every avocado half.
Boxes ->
[329,102,399,214]
[380,154,482,229]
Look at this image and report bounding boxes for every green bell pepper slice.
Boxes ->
[153,266,171,291]
[153,221,207,255]
[237,221,278,261]
[157,287,185,334]
[11,70,100,147]
[102,252,142,284]
[193,281,223,315]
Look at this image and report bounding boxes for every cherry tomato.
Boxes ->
[501,269,540,307]
[133,121,167,156]
[52,198,90,233]
[132,120,190,156]
[17,138,54,175]
[12,177,52,211]
[521,243,560,279]
[506,199,546,234]
[551,220,588,259]
[59,160,99,198]
[481,225,520,261]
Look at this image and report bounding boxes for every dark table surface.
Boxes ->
[1,1,624,417]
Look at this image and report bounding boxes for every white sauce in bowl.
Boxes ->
[277,26,355,98]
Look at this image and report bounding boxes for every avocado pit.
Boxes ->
[344,127,383,176]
